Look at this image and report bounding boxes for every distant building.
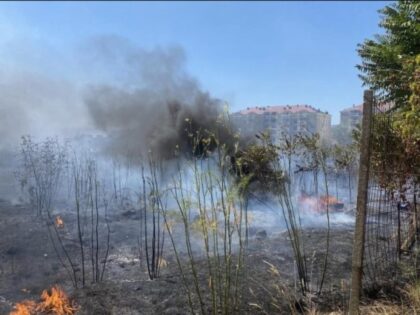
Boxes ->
[230,104,331,144]
[340,101,394,131]
[340,104,363,131]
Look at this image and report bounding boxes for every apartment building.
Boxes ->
[340,104,363,131]
[230,104,331,144]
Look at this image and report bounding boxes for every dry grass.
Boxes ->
[307,281,420,315]
[303,303,401,315]
[269,281,420,315]
[359,301,402,315]
[406,281,420,313]
[248,273,420,315]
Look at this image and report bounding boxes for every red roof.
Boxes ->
[237,104,324,115]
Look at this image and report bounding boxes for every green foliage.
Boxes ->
[278,132,301,160]
[369,112,415,190]
[357,1,420,186]
[394,54,420,154]
[296,133,325,170]
[357,1,420,106]
[230,132,287,196]
[332,143,358,201]
[295,133,330,178]
[333,143,358,172]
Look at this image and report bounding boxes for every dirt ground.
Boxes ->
[0,198,355,314]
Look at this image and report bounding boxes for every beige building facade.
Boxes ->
[230,104,331,144]
[340,104,363,131]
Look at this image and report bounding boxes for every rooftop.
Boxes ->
[235,104,328,115]
[341,101,394,113]
[341,104,363,113]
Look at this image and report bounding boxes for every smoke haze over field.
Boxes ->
[0,69,89,150]
[0,35,235,159]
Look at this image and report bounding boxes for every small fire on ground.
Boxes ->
[55,216,64,228]
[10,286,78,315]
[298,193,344,214]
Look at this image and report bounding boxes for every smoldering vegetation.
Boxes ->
[0,131,358,314]
[0,37,358,314]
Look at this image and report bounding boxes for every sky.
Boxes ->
[0,1,391,125]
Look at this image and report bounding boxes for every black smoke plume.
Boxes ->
[84,36,239,160]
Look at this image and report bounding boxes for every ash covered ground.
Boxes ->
[0,197,355,314]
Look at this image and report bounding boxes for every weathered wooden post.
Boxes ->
[414,186,418,240]
[398,204,401,259]
[348,90,373,315]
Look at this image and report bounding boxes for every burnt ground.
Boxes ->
[0,198,355,314]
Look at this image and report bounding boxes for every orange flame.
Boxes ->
[55,216,64,228]
[320,195,340,207]
[10,286,78,315]
[298,194,343,213]
[9,300,36,315]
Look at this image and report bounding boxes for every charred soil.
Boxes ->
[0,199,355,314]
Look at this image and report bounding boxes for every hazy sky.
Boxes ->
[0,1,390,124]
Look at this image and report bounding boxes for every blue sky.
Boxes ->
[0,1,391,124]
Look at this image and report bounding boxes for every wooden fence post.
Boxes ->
[348,90,374,315]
